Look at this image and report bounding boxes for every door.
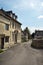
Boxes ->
[1,38,4,49]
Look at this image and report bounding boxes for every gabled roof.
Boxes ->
[0,9,22,25]
[35,30,43,36]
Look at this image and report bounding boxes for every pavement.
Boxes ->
[0,40,43,65]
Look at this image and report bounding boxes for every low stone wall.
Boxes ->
[31,39,43,48]
[4,42,14,49]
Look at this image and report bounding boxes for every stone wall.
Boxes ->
[31,39,43,48]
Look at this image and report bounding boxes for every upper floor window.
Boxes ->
[12,32,14,41]
[12,22,14,28]
[15,23,21,29]
[5,24,9,30]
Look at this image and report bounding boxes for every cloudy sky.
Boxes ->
[0,0,43,33]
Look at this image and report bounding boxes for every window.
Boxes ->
[12,22,14,28]
[5,36,9,42]
[10,21,11,28]
[5,24,9,30]
[10,13,12,17]
[12,32,14,41]
[15,23,16,28]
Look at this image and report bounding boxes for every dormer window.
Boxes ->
[12,13,15,18]
[10,13,12,17]
[12,22,14,28]
[15,15,18,20]
[6,10,18,19]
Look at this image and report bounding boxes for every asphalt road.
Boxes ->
[0,40,43,65]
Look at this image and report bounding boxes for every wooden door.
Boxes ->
[1,38,4,49]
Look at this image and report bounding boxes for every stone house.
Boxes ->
[0,9,22,49]
[34,30,43,39]
[32,30,43,48]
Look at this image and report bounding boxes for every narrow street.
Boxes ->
[0,40,43,65]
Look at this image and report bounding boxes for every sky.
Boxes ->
[0,0,43,33]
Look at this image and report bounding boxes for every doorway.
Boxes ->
[1,38,4,49]
[15,34,17,43]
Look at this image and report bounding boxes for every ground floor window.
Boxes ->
[5,36,9,42]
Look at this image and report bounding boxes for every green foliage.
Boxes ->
[31,33,35,38]
[0,49,3,53]
[24,27,31,39]
[21,37,27,42]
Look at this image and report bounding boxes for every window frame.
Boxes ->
[5,36,9,42]
[5,24,9,30]
[12,22,14,28]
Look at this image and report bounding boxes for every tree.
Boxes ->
[31,32,35,38]
[24,27,31,39]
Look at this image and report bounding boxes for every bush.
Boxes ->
[0,49,3,53]
[21,37,27,42]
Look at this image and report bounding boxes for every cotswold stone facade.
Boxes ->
[0,9,22,49]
